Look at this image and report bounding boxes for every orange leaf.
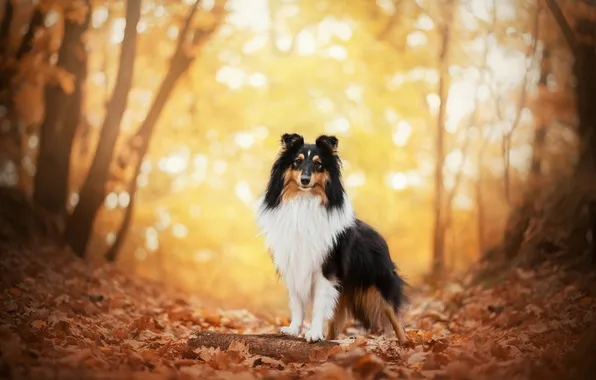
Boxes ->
[352,354,385,380]
[31,320,47,329]
[348,336,368,350]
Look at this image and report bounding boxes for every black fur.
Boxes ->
[322,220,406,328]
[264,133,406,333]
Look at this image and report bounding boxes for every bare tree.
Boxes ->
[64,0,142,257]
[544,0,596,261]
[33,1,90,216]
[501,4,540,204]
[106,0,226,262]
[529,46,551,184]
[431,0,455,281]
[544,0,596,174]
[16,7,44,59]
[0,0,13,58]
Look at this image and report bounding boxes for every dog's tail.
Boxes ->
[382,269,409,343]
[384,268,407,313]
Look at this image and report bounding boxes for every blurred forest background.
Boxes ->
[0,0,594,314]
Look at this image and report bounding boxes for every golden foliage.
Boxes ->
[2,0,587,311]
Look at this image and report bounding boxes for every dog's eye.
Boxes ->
[313,162,322,170]
[293,159,303,167]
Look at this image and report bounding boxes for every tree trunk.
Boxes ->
[104,66,192,262]
[0,0,13,58]
[431,0,454,281]
[104,160,139,262]
[544,0,596,175]
[544,0,596,263]
[16,7,44,59]
[64,0,141,257]
[106,0,225,262]
[33,1,90,217]
[530,47,550,182]
[0,0,14,102]
[574,47,596,174]
[475,169,485,255]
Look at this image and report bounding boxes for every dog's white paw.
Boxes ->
[305,329,324,343]
[280,325,300,337]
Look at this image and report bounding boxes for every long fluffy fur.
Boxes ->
[256,133,407,342]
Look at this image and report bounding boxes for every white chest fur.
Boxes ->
[256,194,355,302]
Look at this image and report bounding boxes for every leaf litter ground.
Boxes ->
[1,244,595,379]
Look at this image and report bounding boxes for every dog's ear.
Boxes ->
[280,133,304,151]
[315,135,339,156]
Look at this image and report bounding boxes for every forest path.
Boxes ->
[0,244,594,379]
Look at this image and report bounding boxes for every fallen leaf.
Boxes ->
[245,355,284,369]
[579,297,593,307]
[406,352,427,367]
[348,336,368,350]
[529,322,548,334]
[314,362,353,380]
[31,320,47,329]
[352,353,384,380]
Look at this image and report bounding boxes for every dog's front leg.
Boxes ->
[280,292,304,336]
[306,273,338,342]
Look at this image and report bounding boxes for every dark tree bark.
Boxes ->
[431,0,454,282]
[530,47,551,180]
[475,168,486,255]
[188,331,340,363]
[0,0,14,104]
[33,1,91,216]
[574,48,596,174]
[64,0,141,257]
[544,0,596,262]
[16,7,44,59]
[0,0,13,58]
[544,0,596,174]
[106,0,225,262]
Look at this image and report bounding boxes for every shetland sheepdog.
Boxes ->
[256,133,408,343]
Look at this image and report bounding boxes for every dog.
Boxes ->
[255,133,408,343]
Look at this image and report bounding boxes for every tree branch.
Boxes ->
[377,0,401,40]
[543,0,577,54]
[188,331,340,363]
[175,0,201,53]
[0,0,13,58]
[16,6,44,59]
[64,0,141,256]
[106,0,226,262]
[131,0,202,141]
[502,3,541,204]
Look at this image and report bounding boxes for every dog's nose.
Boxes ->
[300,176,311,186]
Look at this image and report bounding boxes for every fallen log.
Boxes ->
[188,331,343,362]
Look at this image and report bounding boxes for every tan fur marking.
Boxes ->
[341,287,408,344]
[297,153,305,160]
[280,165,328,206]
[281,168,301,202]
[353,288,386,328]
[311,171,328,206]
[312,155,321,163]
[326,296,347,340]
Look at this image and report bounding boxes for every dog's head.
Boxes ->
[263,133,345,209]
